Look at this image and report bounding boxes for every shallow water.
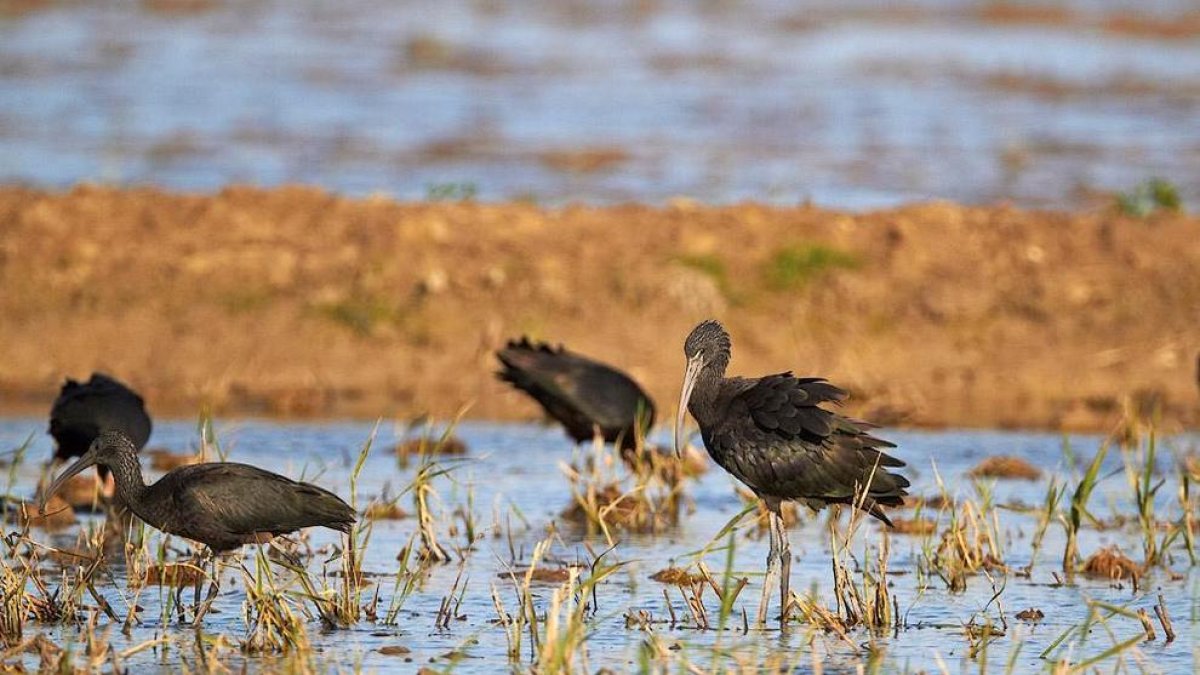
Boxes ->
[2,1,1199,208]
[0,417,1197,672]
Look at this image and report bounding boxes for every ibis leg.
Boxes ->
[756,504,780,627]
[191,549,206,611]
[773,509,792,628]
[192,552,221,627]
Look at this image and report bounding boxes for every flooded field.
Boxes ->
[0,416,1196,672]
[2,0,1200,208]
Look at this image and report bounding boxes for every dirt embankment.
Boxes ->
[0,185,1196,432]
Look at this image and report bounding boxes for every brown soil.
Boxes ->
[0,185,1197,432]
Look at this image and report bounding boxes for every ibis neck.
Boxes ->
[105,452,148,507]
[687,364,725,428]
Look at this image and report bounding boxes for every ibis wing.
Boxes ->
[727,374,907,504]
[165,463,354,539]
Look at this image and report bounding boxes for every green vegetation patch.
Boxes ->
[1116,178,1183,218]
[313,293,403,337]
[764,244,860,291]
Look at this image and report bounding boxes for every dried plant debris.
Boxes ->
[395,435,468,460]
[364,502,409,520]
[497,566,582,584]
[4,496,76,530]
[1016,608,1045,621]
[1081,547,1142,581]
[890,517,937,535]
[560,482,680,533]
[623,444,709,485]
[41,475,105,511]
[649,567,705,586]
[900,494,954,510]
[134,563,207,588]
[146,448,202,471]
[968,456,1042,481]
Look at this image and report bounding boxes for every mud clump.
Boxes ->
[364,502,409,520]
[968,456,1042,481]
[1016,608,1045,621]
[890,517,937,535]
[649,567,705,586]
[1081,546,1141,581]
[134,562,207,587]
[6,495,76,530]
[146,448,202,471]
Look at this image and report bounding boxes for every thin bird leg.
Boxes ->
[190,548,207,613]
[774,508,792,628]
[192,551,221,627]
[756,502,780,627]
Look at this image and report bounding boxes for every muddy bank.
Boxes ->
[0,185,1196,431]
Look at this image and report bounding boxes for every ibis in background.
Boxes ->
[674,320,909,627]
[496,337,656,452]
[48,372,152,492]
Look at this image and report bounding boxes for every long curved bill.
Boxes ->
[674,355,704,457]
[40,450,98,513]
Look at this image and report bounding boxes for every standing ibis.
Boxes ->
[42,430,356,625]
[48,373,152,491]
[674,320,909,627]
[497,337,655,452]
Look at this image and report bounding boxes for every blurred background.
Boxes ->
[2,0,1198,209]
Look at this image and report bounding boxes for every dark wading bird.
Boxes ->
[674,320,909,627]
[496,338,656,453]
[42,430,356,625]
[48,372,152,491]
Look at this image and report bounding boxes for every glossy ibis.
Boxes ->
[497,337,655,452]
[48,373,152,492]
[42,430,356,625]
[674,320,909,627]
